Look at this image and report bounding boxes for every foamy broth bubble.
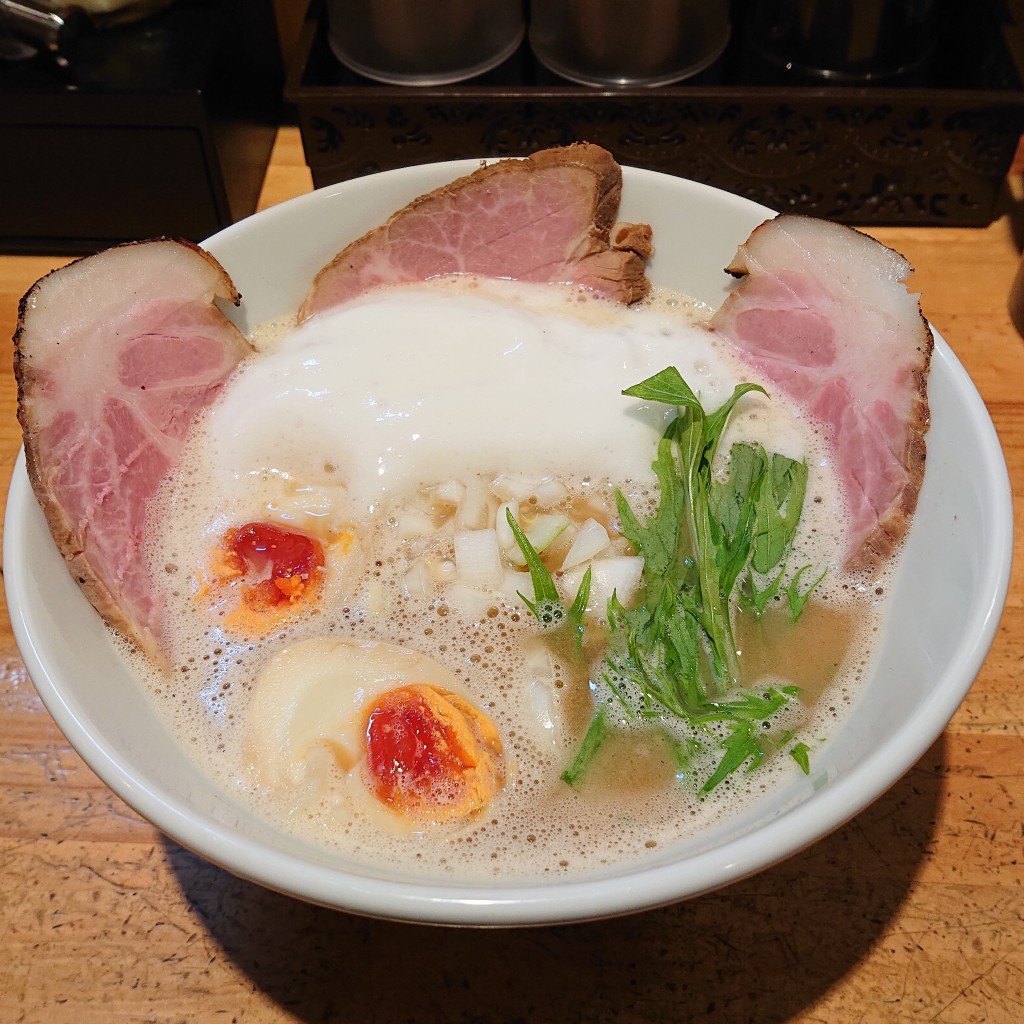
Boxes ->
[130,279,891,880]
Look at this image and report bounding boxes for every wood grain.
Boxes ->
[1,127,1021,1024]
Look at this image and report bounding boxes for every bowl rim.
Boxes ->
[4,161,1014,926]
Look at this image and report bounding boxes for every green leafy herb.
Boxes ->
[562,366,823,792]
[789,741,811,775]
[561,707,610,786]
[621,367,766,688]
[506,507,591,652]
[786,564,828,621]
[700,721,766,793]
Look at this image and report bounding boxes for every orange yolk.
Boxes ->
[213,522,325,632]
[364,684,504,823]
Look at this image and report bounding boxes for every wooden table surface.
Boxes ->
[1,127,1021,1023]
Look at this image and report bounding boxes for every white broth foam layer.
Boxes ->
[129,278,889,880]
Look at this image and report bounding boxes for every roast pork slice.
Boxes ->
[709,215,933,571]
[15,239,253,657]
[299,143,652,321]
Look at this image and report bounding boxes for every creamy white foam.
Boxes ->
[127,278,890,880]
[211,280,809,515]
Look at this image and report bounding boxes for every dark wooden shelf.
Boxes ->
[286,0,1024,227]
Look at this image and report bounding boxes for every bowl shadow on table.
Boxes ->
[164,734,947,1022]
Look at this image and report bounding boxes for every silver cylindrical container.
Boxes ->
[745,0,938,83]
[529,0,731,88]
[327,0,525,86]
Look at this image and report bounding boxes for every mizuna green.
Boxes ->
[510,366,825,794]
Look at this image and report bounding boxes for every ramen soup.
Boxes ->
[131,277,891,879]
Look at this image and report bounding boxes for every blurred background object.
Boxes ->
[0,0,284,254]
[286,0,1024,228]
[53,0,175,24]
[529,0,730,88]
[325,0,525,86]
[0,0,90,61]
[744,0,939,83]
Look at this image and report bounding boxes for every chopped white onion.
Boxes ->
[427,479,466,506]
[365,578,385,616]
[396,509,436,540]
[528,679,558,742]
[495,500,519,551]
[456,475,491,529]
[433,558,458,583]
[444,580,497,621]
[491,474,568,507]
[559,517,610,570]
[521,642,556,733]
[491,474,541,501]
[453,528,504,586]
[402,558,432,599]
[560,555,644,615]
[532,477,568,506]
[543,520,577,565]
[506,513,570,566]
[500,568,536,605]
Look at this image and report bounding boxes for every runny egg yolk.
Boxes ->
[209,521,325,632]
[364,684,504,822]
[244,638,505,827]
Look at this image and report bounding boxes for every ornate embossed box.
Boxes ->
[285,2,1024,227]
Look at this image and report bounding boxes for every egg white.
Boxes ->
[244,637,525,830]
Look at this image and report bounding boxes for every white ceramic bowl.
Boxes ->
[5,162,1013,926]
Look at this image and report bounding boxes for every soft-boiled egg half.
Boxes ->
[244,637,505,826]
[192,477,364,636]
[208,521,326,629]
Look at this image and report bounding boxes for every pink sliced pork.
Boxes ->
[15,239,252,657]
[299,143,652,321]
[709,215,933,570]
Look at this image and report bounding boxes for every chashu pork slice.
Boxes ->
[15,238,253,658]
[709,215,933,571]
[299,142,652,321]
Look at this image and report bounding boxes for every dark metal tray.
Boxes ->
[286,0,1024,227]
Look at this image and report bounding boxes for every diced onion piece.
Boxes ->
[559,517,610,570]
[532,477,568,506]
[404,530,446,559]
[495,500,519,551]
[500,568,536,605]
[491,474,568,507]
[445,580,498,620]
[397,509,436,540]
[491,474,540,501]
[497,569,536,606]
[454,528,503,587]
[506,514,570,566]
[427,479,466,506]
[542,520,577,565]
[529,679,558,741]
[433,558,458,583]
[366,578,385,615]
[456,475,490,529]
[560,555,644,615]
[402,559,431,599]
[522,642,561,746]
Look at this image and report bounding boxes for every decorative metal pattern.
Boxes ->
[288,20,1024,227]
